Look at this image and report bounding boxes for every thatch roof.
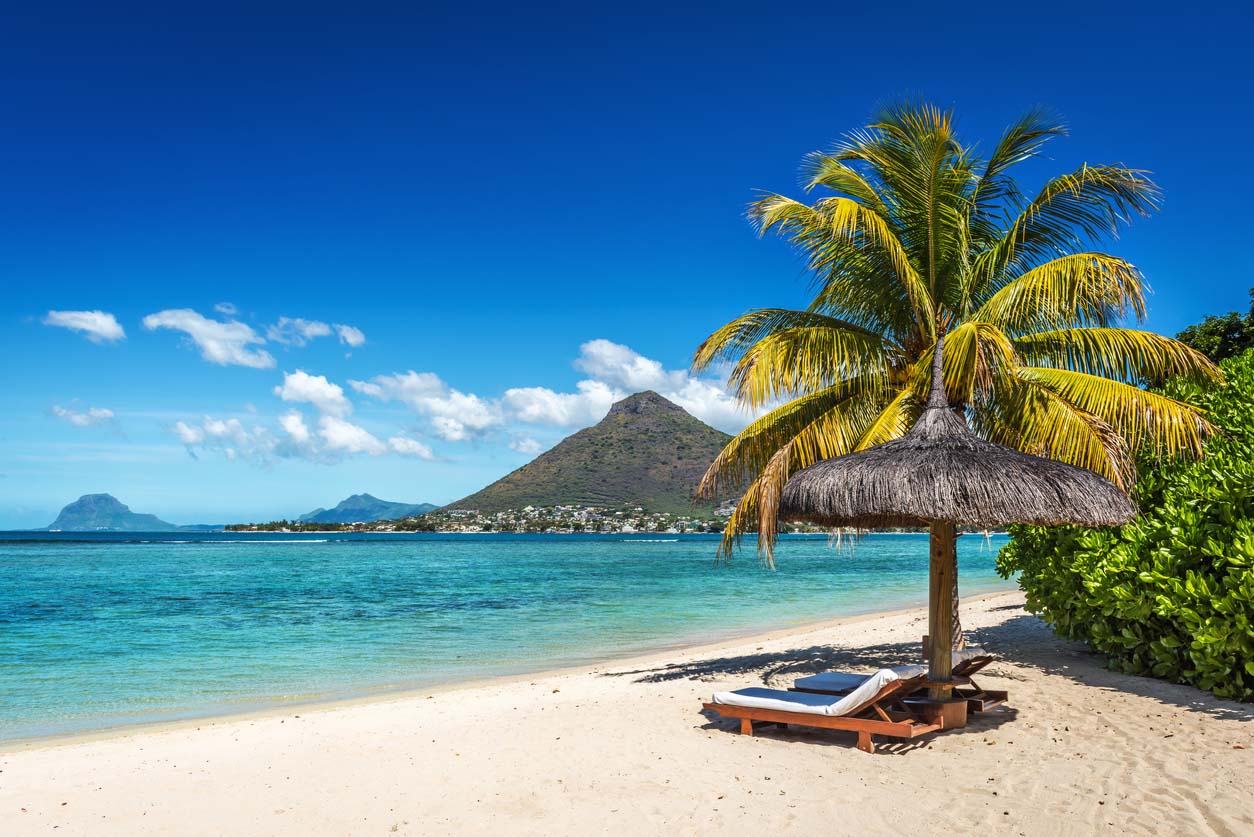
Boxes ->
[778,333,1137,529]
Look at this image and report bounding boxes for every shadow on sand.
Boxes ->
[606,603,1254,725]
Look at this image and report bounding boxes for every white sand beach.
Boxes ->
[3,591,1251,836]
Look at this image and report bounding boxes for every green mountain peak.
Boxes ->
[445,391,733,515]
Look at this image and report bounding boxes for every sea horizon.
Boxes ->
[1,531,1013,741]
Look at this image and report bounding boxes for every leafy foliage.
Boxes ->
[1175,288,1254,361]
[695,103,1220,559]
[997,349,1254,701]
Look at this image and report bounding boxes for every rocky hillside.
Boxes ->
[445,391,734,514]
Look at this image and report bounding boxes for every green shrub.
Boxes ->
[997,349,1254,701]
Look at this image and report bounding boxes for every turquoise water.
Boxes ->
[0,531,1012,740]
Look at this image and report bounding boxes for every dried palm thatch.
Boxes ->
[779,335,1137,529]
[778,330,1136,703]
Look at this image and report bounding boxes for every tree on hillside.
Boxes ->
[693,104,1220,639]
[1176,288,1254,361]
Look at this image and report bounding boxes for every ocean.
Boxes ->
[0,531,1014,740]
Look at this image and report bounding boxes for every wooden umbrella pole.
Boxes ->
[927,519,956,700]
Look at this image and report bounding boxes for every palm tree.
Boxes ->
[694,103,1220,584]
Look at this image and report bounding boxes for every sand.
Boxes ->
[3,591,1252,836]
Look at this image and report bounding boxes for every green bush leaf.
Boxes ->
[998,348,1254,703]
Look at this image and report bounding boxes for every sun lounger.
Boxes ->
[792,649,1007,712]
[702,670,942,753]
[943,648,1008,711]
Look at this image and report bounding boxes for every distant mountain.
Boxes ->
[46,494,182,531]
[298,494,438,524]
[446,391,733,515]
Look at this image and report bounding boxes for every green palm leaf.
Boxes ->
[696,101,1216,557]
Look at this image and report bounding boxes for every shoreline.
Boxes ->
[3,588,1017,752]
[5,589,1251,835]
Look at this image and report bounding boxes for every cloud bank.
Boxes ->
[353,338,756,441]
[140,308,367,368]
[168,336,753,470]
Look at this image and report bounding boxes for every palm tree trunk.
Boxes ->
[951,543,965,650]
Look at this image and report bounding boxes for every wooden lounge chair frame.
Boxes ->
[702,674,942,754]
[920,636,1008,711]
[791,656,1008,712]
[949,663,1007,712]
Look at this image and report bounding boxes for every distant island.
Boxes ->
[298,494,437,524]
[44,494,221,532]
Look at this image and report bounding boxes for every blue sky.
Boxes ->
[2,2,1251,527]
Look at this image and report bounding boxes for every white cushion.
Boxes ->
[713,668,903,717]
[890,663,928,678]
[953,646,990,663]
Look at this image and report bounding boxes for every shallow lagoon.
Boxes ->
[0,531,1012,739]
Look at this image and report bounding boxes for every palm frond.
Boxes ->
[972,372,1134,486]
[1019,366,1212,459]
[974,253,1146,335]
[800,152,890,217]
[903,322,1019,408]
[854,388,920,449]
[692,308,887,372]
[725,322,896,407]
[1013,328,1221,385]
[976,164,1160,281]
[970,108,1067,222]
[711,387,887,562]
[695,379,882,501]
[750,194,935,340]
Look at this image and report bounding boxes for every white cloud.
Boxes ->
[509,436,544,455]
[143,309,275,368]
[278,410,313,446]
[498,339,754,433]
[317,415,386,455]
[388,435,434,459]
[173,420,204,444]
[334,324,366,347]
[350,372,502,441]
[663,377,756,433]
[429,416,468,441]
[273,370,352,417]
[573,338,674,391]
[349,371,443,403]
[567,339,754,433]
[51,405,115,427]
[502,379,619,427]
[173,415,278,462]
[214,302,238,316]
[173,410,420,464]
[264,317,365,350]
[267,316,333,346]
[43,310,126,343]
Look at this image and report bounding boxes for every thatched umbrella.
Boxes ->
[779,330,1136,700]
